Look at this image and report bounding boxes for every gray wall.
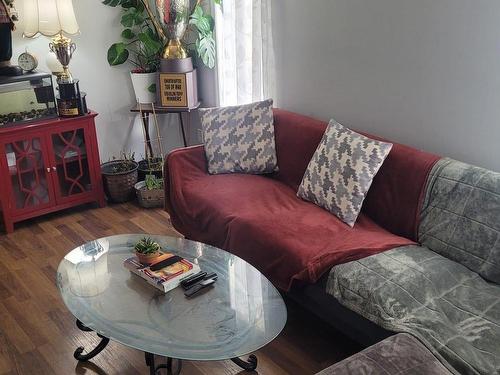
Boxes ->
[272,0,500,171]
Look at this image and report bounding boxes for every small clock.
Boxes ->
[18,51,38,72]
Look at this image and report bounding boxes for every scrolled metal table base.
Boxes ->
[145,352,182,375]
[73,320,110,361]
[74,319,258,373]
[231,355,258,371]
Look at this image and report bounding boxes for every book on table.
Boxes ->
[124,253,200,293]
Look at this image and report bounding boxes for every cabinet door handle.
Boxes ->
[46,167,51,173]
[52,166,57,171]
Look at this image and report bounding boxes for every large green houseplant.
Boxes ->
[103,0,221,102]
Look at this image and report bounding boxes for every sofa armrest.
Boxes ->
[164,145,207,217]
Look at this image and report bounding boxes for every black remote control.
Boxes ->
[203,272,217,282]
[180,271,207,289]
[184,278,216,298]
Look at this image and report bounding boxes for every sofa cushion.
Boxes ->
[165,146,414,290]
[316,333,452,375]
[298,120,393,226]
[272,109,440,240]
[199,99,278,175]
[420,158,500,284]
[326,245,500,375]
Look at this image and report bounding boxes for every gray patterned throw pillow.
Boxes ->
[199,99,278,175]
[298,120,393,226]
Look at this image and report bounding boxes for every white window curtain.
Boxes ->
[214,0,275,106]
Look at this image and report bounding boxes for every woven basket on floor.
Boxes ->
[101,160,139,203]
[135,181,164,208]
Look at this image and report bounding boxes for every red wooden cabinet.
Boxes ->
[0,112,105,233]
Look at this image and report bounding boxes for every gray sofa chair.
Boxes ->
[326,159,500,375]
[316,333,452,375]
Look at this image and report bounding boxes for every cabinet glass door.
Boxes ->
[51,128,93,200]
[5,137,52,211]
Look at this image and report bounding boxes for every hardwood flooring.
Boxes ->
[0,202,360,375]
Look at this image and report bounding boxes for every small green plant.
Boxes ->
[145,174,163,190]
[134,237,161,254]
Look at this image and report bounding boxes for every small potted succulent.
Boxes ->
[134,237,162,265]
[101,152,139,203]
[135,174,164,208]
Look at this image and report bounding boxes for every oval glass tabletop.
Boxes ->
[57,234,287,361]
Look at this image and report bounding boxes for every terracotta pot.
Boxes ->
[135,251,161,265]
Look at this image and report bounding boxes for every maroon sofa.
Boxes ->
[164,109,440,343]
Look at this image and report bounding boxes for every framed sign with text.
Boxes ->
[159,73,188,107]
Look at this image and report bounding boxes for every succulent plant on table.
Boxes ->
[134,237,162,265]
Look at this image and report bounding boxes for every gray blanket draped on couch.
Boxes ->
[326,158,500,375]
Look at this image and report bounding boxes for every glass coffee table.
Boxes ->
[57,234,287,375]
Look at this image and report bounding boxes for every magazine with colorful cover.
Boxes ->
[124,253,200,293]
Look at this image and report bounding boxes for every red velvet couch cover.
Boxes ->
[164,109,440,290]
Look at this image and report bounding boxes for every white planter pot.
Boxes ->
[130,72,157,104]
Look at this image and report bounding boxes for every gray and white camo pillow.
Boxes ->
[199,99,278,175]
[298,119,393,226]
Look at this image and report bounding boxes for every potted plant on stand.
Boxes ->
[101,152,139,203]
[103,0,222,100]
[104,1,163,103]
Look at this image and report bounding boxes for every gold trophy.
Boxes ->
[155,0,190,59]
[49,35,77,83]
[142,0,198,108]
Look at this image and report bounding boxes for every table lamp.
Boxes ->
[23,0,79,83]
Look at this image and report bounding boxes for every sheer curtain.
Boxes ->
[214,0,275,106]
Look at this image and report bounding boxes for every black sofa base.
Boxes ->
[287,277,392,347]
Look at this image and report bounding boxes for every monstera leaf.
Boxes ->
[196,34,216,69]
[189,5,213,35]
[107,43,130,66]
[190,5,217,69]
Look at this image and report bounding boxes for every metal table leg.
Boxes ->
[145,352,183,375]
[231,354,258,371]
[73,319,110,361]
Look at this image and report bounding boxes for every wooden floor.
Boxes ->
[0,202,360,375]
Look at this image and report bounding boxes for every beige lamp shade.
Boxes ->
[23,0,80,38]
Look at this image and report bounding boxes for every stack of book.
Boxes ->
[124,253,200,293]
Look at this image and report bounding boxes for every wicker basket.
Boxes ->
[135,181,164,208]
[101,160,139,203]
